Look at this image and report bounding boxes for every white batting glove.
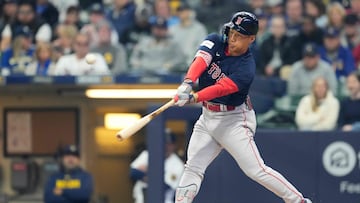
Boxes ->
[174,81,193,106]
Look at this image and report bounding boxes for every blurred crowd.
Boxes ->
[0,0,359,131]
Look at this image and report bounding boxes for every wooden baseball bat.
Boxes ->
[116,99,175,141]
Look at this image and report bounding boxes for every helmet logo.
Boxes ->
[235,16,243,25]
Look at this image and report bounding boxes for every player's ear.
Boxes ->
[249,35,256,43]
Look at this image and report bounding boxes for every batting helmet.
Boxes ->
[222,11,259,42]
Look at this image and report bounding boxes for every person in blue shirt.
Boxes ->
[44,145,94,203]
[173,11,312,203]
[1,27,35,76]
[106,0,136,44]
[318,26,356,79]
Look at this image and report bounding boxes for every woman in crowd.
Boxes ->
[26,42,56,76]
[295,77,340,131]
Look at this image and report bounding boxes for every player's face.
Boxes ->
[228,29,255,56]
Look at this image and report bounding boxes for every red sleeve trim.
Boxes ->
[197,77,239,102]
[185,56,208,83]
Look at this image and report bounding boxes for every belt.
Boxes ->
[202,101,236,112]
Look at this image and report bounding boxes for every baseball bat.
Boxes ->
[116,99,175,141]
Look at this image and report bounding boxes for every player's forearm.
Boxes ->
[196,77,239,102]
[185,56,208,83]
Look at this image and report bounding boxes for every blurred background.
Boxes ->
[0,0,360,202]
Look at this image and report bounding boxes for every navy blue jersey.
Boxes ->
[196,33,256,106]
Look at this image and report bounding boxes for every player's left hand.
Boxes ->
[174,93,197,106]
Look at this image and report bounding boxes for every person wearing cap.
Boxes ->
[44,145,94,203]
[340,14,360,49]
[1,1,52,50]
[295,76,340,131]
[287,42,337,97]
[36,0,59,28]
[318,26,356,79]
[81,3,119,49]
[129,16,186,74]
[1,27,35,76]
[169,2,207,66]
[130,129,184,203]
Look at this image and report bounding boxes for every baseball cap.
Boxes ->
[254,8,268,19]
[4,0,18,4]
[177,2,191,11]
[60,145,80,157]
[226,11,259,36]
[267,0,283,7]
[344,14,358,25]
[89,3,104,14]
[14,26,32,38]
[324,27,340,38]
[303,43,318,57]
[165,128,176,144]
[149,16,168,28]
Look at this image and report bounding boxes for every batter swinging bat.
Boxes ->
[116,99,175,141]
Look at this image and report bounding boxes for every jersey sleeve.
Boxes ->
[195,33,222,66]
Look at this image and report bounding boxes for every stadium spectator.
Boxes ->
[169,2,207,65]
[288,43,337,96]
[249,0,266,12]
[130,17,186,74]
[1,1,52,50]
[295,77,340,131]
[285,0,303,37]
[81,3,119,49]
[106,0,136,44]
[62,5,83,30]
[290,15,324,61]
[44,145,94,203]
[91,20,128,74]
[121,1,153,50]
[152,0,179,27]
[130,130,184,203]
[48,0,78,23]
[326,2,346,29]
[267,0,284,16]
[319,27,356,79]
[353,43,360,69]
[338,71,360,131]
[254,9,271,48]
[53,24,78,55]
[54,33,110,75]
[1,27,35,76]
[297,15,324,46]
[340,14,360,50]
[304,0,327,28]
[0,0,18,49]
[36,0,59,28]
[349,0,360,19]
[258,15,296,76]
[25,42,56,76]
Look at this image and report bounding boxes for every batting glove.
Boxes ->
[174,93,196,106]
[174,80,193,106]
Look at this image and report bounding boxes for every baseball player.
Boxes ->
[173,11,312,203]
